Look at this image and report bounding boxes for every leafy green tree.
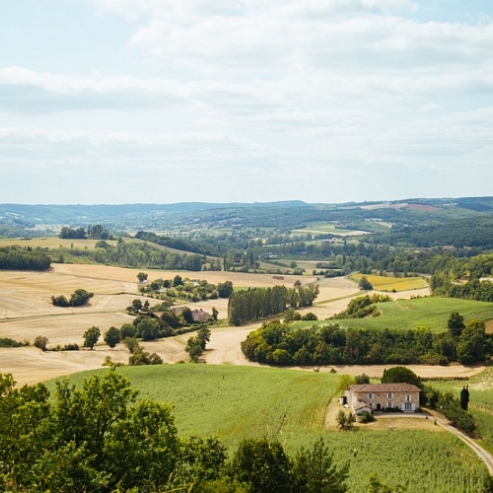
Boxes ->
[218,281,234,298]
[231,439,292,493]
[335,410,356,431]
[448,312,465,339]
[292,438,348,493]
[336,375,356,395]
[186,336,204,362]
[358,276,373,291]
[381,367,422,389]
[104,327,121,349]
[197,326,211,350]
[181,307,195,325]
[456,319,488,364]
[137,272,148,283]
[136,317,161,341]
[83,326,101,350]
[355,373,370,385]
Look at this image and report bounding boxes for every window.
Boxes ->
[369,403,373,409]
[387,402,393,409]
[387,393,393,399]
[406,395,412,402]
[404,402,412,410]
[367,393,373,399]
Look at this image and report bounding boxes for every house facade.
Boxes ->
[345,383,421,414]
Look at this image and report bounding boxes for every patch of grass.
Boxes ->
[351,273,428,292]
[298,297,493,332]
[49,364,338,450]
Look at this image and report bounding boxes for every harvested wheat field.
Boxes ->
[0,263,469,387]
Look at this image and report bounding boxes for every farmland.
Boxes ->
[311,296,493,333]
[351,273,429,292]
[49,364,491,493]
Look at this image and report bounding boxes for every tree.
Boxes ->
[137,272,148,283]
[336,375,356,395]
[460,385,470,411]
[358,276,373,291]
[448,312,465,339]
[232,439,292,493]
[104,327,121,349]
[186,336,204,362]
[292,438,348,493]
[335,410,355,430]
[34,335,49,352]
[381,367,422,389]
[83,326,101,350]
[456,319,488,364]
[218,281,234,298]
[181,307,195,325]
[212,306,219,323]
[355,373,370,385]
[197,326,211,350]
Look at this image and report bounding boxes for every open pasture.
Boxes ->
[329,296,493,332]
[50,364,489,493]
[351,273,429,292]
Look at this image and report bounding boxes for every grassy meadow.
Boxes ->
[47,364,490,492]
[303,296,493,332]
[351,273,429,292]
[0,237,117,250]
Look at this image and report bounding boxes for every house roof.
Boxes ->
[354,400,371,410]
[348,383,421,393]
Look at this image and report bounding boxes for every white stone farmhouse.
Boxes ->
[345,383,421,414]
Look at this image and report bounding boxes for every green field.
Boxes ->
[314,297,493,332]
[48,364,490,492]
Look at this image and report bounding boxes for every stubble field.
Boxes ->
[2,263,483,387]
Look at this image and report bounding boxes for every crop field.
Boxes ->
[292,222,368,236]
[0,237,117,250]
[50,364,489,493]
[351,273,429,292]
[324,296,493,332]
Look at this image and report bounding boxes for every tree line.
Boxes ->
[59,224,112,240]
[241,316,493,366]
[0,246,51,271]
[228,285,319,326]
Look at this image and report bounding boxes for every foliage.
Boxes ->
[336,410,356,430]
[0,337,27,348]
[228,285,319,325]
[447,312,465,339]
[103,327,121,348]
[83,326,101,350]
[52,288,94,307]
[241,320,492,366]
[33,335,49,351]
[460,386,470,411]
[185,326,211,362]
[0,246,51,271]
[355,374,370,385]
[381,367,422,389]
[358,276,373,291]
[332,294,391,319]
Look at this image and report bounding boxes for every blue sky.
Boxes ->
[1,0,493,204]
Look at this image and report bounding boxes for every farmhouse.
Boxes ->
[345,383,421,414]
[170,306,211,322]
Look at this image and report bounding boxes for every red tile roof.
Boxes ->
[348,383,421,393]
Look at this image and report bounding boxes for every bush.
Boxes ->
[33,336,49,352]
[359,411,375,423]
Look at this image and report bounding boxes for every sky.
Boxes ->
[1,0,493,205]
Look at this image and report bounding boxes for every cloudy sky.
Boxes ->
[1,0,493,204]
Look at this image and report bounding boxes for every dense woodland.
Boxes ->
[241,318,492,366]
